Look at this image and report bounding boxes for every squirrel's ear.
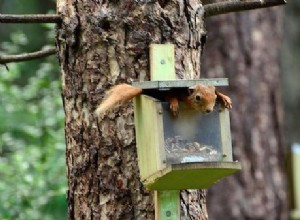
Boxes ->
[188,85,197,94]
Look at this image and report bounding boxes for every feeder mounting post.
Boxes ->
[150,44,180,220]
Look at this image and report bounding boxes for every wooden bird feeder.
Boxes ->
[132,44,241,219]
[133,79,241,190]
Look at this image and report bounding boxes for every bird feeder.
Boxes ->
[133,79,241,190]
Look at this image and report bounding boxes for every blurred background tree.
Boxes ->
[281,1,300,145]
[0,0,299,219]
[203,5,287,219]
[0,0,67,219]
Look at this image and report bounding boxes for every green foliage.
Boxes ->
[0,58,67,220]
[0,11,67,220]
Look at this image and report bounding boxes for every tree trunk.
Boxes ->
[202,8,288,219]
[56,0,207,219]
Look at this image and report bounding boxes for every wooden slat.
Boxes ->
[150,44,176,80]
[132,78,229,89]
[149,44,180,220]
[291,144,300,219]
[219,108,233,162]
[134,95,166,180]
[155,191,180,220]
[145,162,241,190]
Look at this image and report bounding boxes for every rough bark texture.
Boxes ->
[202,8,288,220]
[56,0,207,219]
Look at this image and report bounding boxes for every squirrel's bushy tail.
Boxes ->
[95,84,142,116]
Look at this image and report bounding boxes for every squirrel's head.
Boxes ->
[187,84,217,113]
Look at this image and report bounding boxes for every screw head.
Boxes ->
[166,210,171,217]
[160,59,166,64]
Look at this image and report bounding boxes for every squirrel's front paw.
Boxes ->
[170,103,179,117]
[221,96,232,109]
[169,101,179,117]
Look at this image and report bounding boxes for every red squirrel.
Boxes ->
[95,83,232,117]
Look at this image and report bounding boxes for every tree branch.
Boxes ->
[0,47,57,64]
[0,14,61,23]
[204,0,287,18]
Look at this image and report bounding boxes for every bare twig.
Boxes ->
[0,47,57,64]
[204,0,287,18]
[0,14,61,23]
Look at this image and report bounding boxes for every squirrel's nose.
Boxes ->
[206,109,212,113]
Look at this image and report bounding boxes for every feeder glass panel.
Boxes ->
[162,102,223,164]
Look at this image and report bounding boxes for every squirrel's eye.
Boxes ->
[195,95,201,102]
[188,88,194,95]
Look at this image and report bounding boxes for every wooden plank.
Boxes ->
[134,95,166,180]
[219,108,233,161]
[155,191,180,220]
[132,78,229,89]
[150,44,176,80]
[149,44,180,220]
[291,210,300,220]
[145,162,241,190]
[292,144,300,211]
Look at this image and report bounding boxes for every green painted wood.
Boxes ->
[293,147,300,210]
[145,162,241,190]
[219,108,233,161]
[291,144,300,217]
[150,44,176,80]
[149,44,179,220]
[290,210,300,220]
[155,191,180,220]
[134,95,166,181]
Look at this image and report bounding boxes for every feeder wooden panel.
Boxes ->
[290,143,300,219]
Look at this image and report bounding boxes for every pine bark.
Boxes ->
[202,7,288,219]
[56,0,207,219]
